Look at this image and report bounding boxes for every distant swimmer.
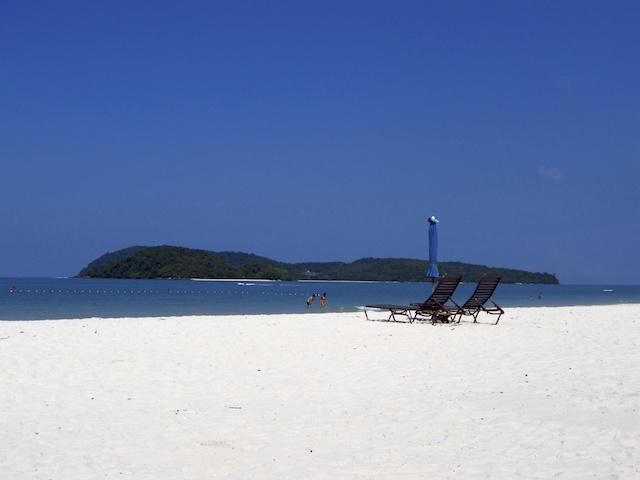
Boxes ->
[306,293,316,307]
[538,292,543,300]
[319,292,328,307]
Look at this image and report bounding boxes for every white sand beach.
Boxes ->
[1,305,639,479]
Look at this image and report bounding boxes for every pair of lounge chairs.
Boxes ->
[364,275,504,324]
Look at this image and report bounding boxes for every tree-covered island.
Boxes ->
[78,245,559,284]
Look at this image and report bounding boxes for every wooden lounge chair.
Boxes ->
[364,276,462,323]
[448,274,504,324]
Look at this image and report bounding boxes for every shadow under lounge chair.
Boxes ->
[448,274,504,324]
[364,276,462,323]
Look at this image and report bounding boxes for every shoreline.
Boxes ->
[190,278,276,282]
[2,303,640,322]
[297,279,400,284]
[2,276,565,286]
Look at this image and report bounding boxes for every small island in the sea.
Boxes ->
[78,245,559,284]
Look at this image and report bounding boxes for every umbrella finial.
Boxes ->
[428,215,439,224]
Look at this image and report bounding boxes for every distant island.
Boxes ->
[78,245,559,284]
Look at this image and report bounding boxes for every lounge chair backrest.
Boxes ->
[462,275,501,309]
[419,276,462,310]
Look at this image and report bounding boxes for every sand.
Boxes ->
[1,305,639,479]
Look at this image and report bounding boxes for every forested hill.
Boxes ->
[78,245,559,284]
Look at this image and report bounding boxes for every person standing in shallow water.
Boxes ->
[319,292,327,307]
[306,294,316,308]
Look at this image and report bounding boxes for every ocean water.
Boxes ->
[0,277,638,320]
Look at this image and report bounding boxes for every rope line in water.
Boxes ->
[6,288,307,297]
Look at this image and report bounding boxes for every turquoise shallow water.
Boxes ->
[0,277,638,320]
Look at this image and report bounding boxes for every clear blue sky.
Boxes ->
[1,1,638,283]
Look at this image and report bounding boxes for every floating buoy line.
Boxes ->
[6,288,307,297]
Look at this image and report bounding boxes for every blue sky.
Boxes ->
[1,1,638,283]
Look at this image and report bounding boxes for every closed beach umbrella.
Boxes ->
[426,216,439,290]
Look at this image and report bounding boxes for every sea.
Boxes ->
[1,277,639,320]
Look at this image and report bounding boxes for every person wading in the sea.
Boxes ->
[306,293,316,308]
[319,292,327,307]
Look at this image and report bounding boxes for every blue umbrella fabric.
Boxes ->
[426,216,439,280]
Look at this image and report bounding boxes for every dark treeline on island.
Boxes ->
[78,245,559,284]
